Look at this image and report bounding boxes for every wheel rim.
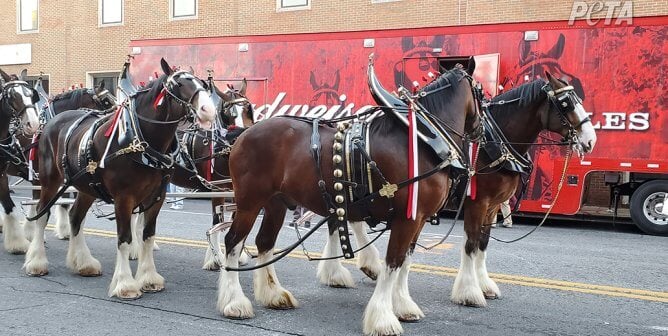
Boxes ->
[642,192,668,226]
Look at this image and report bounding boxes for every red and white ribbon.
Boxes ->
[28,134,38,181]
[466,142,479,200]
[100,105,124,168]
[406,103,419,220]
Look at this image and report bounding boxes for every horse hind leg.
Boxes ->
[134,202,165,293]
[392,230,426,323]
[54,204,71,240]
[351,221,382,281]
[108,199,142,300]
[253,197,298,309]
[66,193,102,276]
[203,197,224,270]
[217,207,259,319]
[317,221,355,288]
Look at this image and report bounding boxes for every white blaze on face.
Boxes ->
[574,103,597,153]
[15,86,39,135]
[192,81,216,128]
[232,104,245,128]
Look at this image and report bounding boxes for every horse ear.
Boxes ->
[189,66,195,75]
[309,71,318,90]
[239,78,247,95]
[0,68,10,84]
[19,69,28,81]
[547,34,565,59]
[544,71,555,83]
[160,58,173,76]
[98,80,105,90]
[519,40,531,65]
[466,56,476,76]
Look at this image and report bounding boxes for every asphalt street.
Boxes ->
[1,191,666,336]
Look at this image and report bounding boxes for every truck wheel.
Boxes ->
[630,180,668,236]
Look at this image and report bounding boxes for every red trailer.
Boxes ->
[129,16,668,235]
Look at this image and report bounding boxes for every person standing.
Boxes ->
[492,199,513,228]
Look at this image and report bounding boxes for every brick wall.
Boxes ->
[0,0,666,90]
[583,172,611,207]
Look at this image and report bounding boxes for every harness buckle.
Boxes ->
[379,183,398,198]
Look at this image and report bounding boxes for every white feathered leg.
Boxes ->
[217,241,254,319]
[351,221,382,281]
[54,205,70,240]
[392,255,424,322]
[129,213,143,260]
[135,236,165,293]
[203,230,222,270]
[363,265,403,336]
[451,234,486,307]
[23,214,48,275]
[254,251,299,309]
[476,250,500,299]
[317,229,355,288]
[66,217,102,277]
[109,242,142,300]
[3,209,30,254]
[23,204,37,241]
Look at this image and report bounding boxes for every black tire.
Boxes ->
[630,180,668,236]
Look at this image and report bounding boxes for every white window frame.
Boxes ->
[371,0,401,3]
[276,0,310,12]
[99,0,124,27]
[170,0,198,20]
[25,74,50,95]
[16,0,39,34]
[86,71,121,95]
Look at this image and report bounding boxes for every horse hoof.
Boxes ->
[79,267,102,277]
[484,291,499,300]
[142,283,165,293]
[115,289,143,300]
[27,269,48,277]
[202,261,221,271]
[360,267,378,281]
[397,314,422,323]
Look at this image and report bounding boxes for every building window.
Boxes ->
[24,75,49,95]
[88,72,119,97]
[277,0,309,11]
[170,0,197,19]
[17,0,39,32]
[100,0,123,26]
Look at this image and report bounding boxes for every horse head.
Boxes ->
[516,34,585,100]
[541,71,597,154]
[0,68,40,135]
[91,80,118,111]
[309,70,341,106]
[214,79,254,128]
[158,58,216,128]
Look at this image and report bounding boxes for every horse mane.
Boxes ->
[51,88,88,102]
[370,67,469,135]
[135,74,168,108]
[488,79,546,127]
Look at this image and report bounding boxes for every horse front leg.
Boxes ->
[66,193,102,276]
[253,197,298,309]
[203,197,225,270]
[135,201,165,293]
[1,172,29,254]
[217,207,258,319]
[363,216,424,336]
[350,221,382,281]
[54,204,71,240]
[477,209,500,299]
[108,199,142,300]
[317,220,355,288]
[451,200,488,307]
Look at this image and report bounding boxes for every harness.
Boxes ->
[0,80,37,170]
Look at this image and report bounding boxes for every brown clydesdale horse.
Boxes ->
[450,72,597,306]
[8,82,118,243]
[216,61,480,336]
[23,59,216,300]
[0,69,40,253]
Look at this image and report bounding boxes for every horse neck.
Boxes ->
[52,95,96,114]
[134,91,181,153]
[492,99,547,155]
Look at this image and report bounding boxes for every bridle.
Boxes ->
[89,88,118,111]
[220,91,252,127]
[0,80,37,133]
[541,81,592,148]
[136,70,208,125]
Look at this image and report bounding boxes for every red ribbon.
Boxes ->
[153,88,166,109]
[104,105,123,137]
[205,140,213,181]
[29,134,39,160]
[470,142,479,201]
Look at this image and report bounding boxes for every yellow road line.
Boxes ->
[47,225,668,303]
